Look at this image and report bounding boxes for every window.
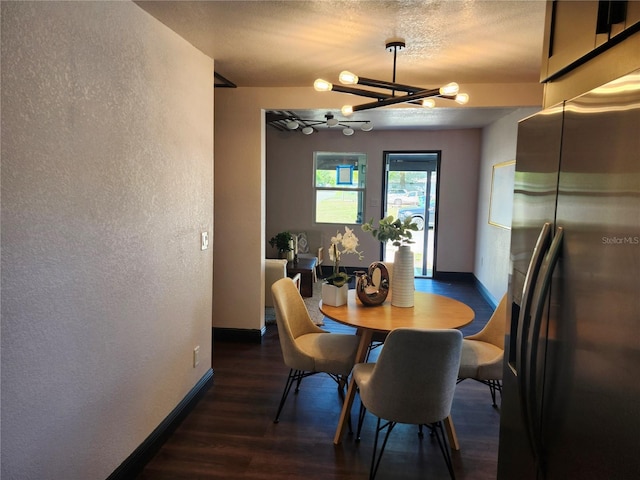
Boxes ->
[314,152,366,224]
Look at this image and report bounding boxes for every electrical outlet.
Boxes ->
[201,231,209,250]
[193,346,200,367]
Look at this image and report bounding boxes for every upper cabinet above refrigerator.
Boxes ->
[541,0,640,83]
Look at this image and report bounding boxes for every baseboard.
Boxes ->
[107,368,214,480]
[473,276,499,309]
[432,271,475,282]
[213,326,265,343]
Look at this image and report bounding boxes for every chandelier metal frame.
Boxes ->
[314,40,469,115]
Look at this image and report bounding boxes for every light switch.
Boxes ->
[201,231,209,250]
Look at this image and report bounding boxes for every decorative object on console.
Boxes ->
[322,226,363,307]
[292,231,323,281]
[313,39,469,116]
[267,111,373,136]
[362,215,419,308]
[269,231,294,260]
[355,262,390,307]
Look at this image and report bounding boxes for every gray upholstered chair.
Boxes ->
[353,328,463,480]
[457,293,508,407]
[271,277,360,423]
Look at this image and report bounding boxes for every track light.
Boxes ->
[266,111,373,137]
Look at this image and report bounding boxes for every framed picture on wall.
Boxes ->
[489,160,516,229]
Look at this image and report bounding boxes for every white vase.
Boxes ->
[321,283,348,307]
[392,245,414,307]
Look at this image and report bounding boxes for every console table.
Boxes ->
[286,257,317,298]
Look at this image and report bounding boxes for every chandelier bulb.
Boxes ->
[421,98,436,108]
[455,93,469,105]
[342,127,355,136]
[439,82,459,96]
[314,79,333,92]
[361,122,373,132]
[339,71,359,85]
[326,117,339,127]
[341,105,354,116]
[286,120,299,130]
[302,126,314,135]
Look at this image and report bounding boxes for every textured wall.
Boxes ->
[1,2,213,478]
[474,108,540,304]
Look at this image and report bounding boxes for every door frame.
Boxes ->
[382,150,440,277]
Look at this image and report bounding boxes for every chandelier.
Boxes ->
[266,111,373,136]
[313,39,469,116]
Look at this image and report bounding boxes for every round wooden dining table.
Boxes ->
[320,290,475,446]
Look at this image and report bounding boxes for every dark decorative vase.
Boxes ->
[355,262,390,306]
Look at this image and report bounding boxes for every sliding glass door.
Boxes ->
[383,152,439,277]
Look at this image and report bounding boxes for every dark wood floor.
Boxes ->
[138,279,501,479]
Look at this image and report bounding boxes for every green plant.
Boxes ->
[361,215,419,247]
[269,231,293,253]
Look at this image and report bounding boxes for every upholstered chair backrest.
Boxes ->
[360,328,462,425]
[466,293,508,349]
[271,277,325,370]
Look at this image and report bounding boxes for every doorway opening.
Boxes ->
[383,152,439,278]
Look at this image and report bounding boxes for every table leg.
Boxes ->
[444,415,460,451]
[333,329,372,445]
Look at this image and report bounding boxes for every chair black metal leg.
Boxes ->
[370,418,395,480]
[489,380,497,406]
[429,421,456,480]
[274,369,299,423]
[356,401,367,441]
[295,370,304,393]
[487,379,502,407]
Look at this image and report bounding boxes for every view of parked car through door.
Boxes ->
[384,152,439,277]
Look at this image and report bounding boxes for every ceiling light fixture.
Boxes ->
[266,112,374,136]
[314,39,469,115]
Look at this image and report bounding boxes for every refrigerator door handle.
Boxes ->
[525,226,564,475]
[513,222,552,476]
[516,223,552,390]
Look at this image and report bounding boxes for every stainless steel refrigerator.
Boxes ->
[498,69,640,479]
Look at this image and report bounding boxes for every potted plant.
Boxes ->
[361,215,418,246]
[269,231,294,260]
[322,226,363,306]
[362,216,418,307]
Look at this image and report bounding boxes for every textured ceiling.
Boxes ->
[137,0,547,128]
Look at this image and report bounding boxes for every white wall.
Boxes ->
[474,108,540,304]
[266,128,482,272]
[1,3,213,478]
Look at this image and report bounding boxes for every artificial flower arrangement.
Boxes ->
[324,226,364,287]
[361,215,418,246]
